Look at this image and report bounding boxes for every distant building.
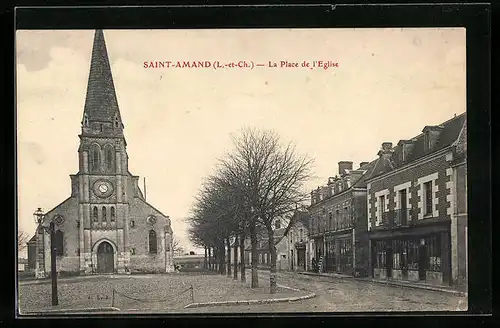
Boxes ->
[366,113,467,289]
[173,254,205,271]
[27,235,37,271]
[308,160,379,277]
[283,210,310,272]
[18,258,28,272]
[243,222,288,270]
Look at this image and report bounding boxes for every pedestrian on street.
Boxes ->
[311,257,317,273]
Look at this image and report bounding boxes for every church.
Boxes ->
[29,30,174,278]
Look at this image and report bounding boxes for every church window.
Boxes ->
[110,207,115,222]
[104,145,115,172]
[83,114,89,127]
[102,206,107,222]
[93,206,98,222]
[131,248,136,255]
[149,230,157,254]
[114,116,119,128]
[130,220,135,228]
[90,144,101,173]
[54,230,64,256]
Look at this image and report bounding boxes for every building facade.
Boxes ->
[243,223,288,270]
[308,161,378,276]
[283,210,310,272]
[366,113,467,289]
[30,30,174,278]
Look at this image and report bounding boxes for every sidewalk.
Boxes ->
[297,272,467,297]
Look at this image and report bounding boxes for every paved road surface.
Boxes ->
[184,270,467,313]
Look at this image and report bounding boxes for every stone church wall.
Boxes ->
[128,197,169,273]
[40,196,81,274]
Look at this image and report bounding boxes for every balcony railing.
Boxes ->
[381,209,412,228]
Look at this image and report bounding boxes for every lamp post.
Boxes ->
[33,207,59,306]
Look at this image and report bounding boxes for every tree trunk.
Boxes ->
[239,233,246,282]
[227,238,232,277]
[233,237,238,280]
[204,246,208,269]
[219,243,225,275]
[208,247,212,270]
[250,223,259,288]
[267,225,278,294]
[212,247,216,271]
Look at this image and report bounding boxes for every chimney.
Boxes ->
[359,162,369,168]
[382,142,392,151]
[422,126,443,151]
[338,161,353,176]
[378,142,393,159]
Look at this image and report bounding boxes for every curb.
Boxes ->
[362,279,467,297]
[184,292,316,308]
[22,307,122,315]
[297,272,466,297]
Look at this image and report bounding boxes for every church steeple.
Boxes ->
[81,30,123,137]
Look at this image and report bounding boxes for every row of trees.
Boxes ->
[188,128,313,293]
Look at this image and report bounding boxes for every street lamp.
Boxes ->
[33,207,59,306]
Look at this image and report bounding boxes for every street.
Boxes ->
[184,270,468,313]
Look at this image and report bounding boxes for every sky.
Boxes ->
[16,28,466,257]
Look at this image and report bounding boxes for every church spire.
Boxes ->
[81,30,123,135]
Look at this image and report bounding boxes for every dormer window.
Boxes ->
[425,131,431,151]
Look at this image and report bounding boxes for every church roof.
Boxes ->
[82,30,122,124]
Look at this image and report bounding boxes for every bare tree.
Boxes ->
[223,128,313,293]
[18,231,31,253]
[188,127,313,293]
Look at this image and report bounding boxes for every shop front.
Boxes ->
[295,242,307,271]
[324,235,336,272]
[324,232,354,274]
[370,223,451,286]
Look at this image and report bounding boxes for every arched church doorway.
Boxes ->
[97,241,114,273]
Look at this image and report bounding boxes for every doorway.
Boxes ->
[386,246,393,279]
[97,241,114,274]
[297,248,306,271]
[418,244,427,280]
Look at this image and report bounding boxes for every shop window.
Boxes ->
[406,239,419,270]
[375,240,387,269]
[427,235,442,271]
